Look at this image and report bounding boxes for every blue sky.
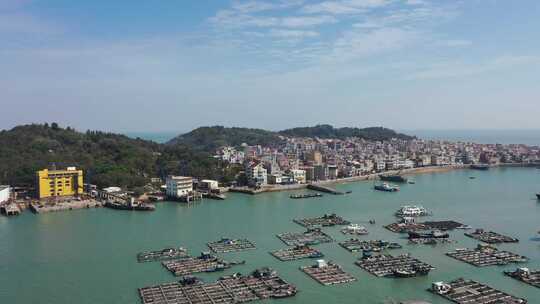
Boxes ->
[1,0,539,132]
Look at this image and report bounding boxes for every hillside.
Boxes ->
[166,126,283,151]
[0,124,234,188]
[279,124,414,140]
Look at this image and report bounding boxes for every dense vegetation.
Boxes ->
[0,123,412,189]
[166,126,283,151]
[279,124,414,140]
[0,124,235,189]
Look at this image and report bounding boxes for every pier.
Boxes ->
[271,245,323,261]
[307,184,344,195]
[430,278,527,304]
[137,247,189,263]
[300,260,356,286]
[446,244,528,267]
[356,254,433,278]
[1,203,21,216]
[504,268,540,288]
[277,228,333,246]
[139,268,297,304]
[464,229,519,244]
[339,239,402,253]
[207,238,256,253]
[30,199,102,213]
[162,252,244,276]
[294,213,350,227]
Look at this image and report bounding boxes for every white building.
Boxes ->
[245,162,267,186]
[0,185,11,203]
[289,169,306,184]
[166,176,193,198]
[199,179,219,190]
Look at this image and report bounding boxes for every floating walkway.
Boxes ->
[139,268,297,304]
[271,245,323,261]
[300,260,356,286]
[207,238,256,253]
[277,228,333,246]
[162,252,244,276]
[464,229,519,244]
[446,244,528,267]
[137,247,189,263]
[339,239,402,253]
[355,254,434,278]
[294,213,350,227]
[430,278,527,304]
[504,268,540,288]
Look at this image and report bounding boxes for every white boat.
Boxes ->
[455,225,473,230]
[395,205,429,217]
[341,224,368,235]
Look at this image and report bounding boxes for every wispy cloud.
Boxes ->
[302,0,392,15]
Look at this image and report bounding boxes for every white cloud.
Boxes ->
[302,0,391,15]
[269,29,320,38]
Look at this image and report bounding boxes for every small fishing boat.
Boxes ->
[456,224,473,230]
[395,205,429,217]
[341,224,368,235]
[374,182,400,192]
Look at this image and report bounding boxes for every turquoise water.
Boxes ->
[0,167,539,303]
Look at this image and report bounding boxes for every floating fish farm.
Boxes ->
[355,254,434,278]
[162,252,244,276]
[385,220,463,233]
[464,229,519,244]
[504,268,540,288]
[430,278,527,304]
[293,213,350,228]
[138,268,297,304]
[137,247,189,263]
[300,260,356,286]
[446,244,528,267]
[207,238,256,253]
[276,228,333,246]
[271,245,324,261]
[339,239,402,253]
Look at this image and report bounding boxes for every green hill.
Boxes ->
[279,124,414,140]
[166,126,283,151]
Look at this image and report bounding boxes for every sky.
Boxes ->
[1,0,539,133]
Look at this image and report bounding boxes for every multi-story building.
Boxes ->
[0,185,10,203]
[289,169,306,184]
[36,167,84,199]
[166,176,193,198]
[245,162,267,186]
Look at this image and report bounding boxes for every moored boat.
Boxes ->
[380,174,408,183]
[395,205,429,217]
[341,224,369,235]
[104,201,155,211]
[408,230,449,240]
[470,164,490,170]
[374,182,400,192]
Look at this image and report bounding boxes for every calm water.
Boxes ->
[1,167,539,304]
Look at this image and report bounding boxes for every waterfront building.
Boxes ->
[313,164,328,181]
[244,161,267,187]
[36,167,84,199]
[289,169,306,184]
[268,174,283,185]
[327,165,338,180]
[0,185,11,203]
[166,176,193,198]
[199,179,219,191]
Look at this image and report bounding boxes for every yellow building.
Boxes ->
[36,167,84,199]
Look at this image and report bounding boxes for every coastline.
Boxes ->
[229,163,536,195]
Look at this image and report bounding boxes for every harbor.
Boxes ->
[270,245,323,261]
[385,219,464,233]
[207,238,256,253]
[355,253,434,278]
[276,228,334,246]
[2,167,540,304]
[138,268,297,304]
[300,260,356,286]
[446,244,528,267]
[430,278,527,304]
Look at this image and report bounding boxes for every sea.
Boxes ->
[1,167,539,303]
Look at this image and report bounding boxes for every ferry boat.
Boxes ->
[290,193,323,199]
[379,174,408,183]
[395,205,429,217]
[374,182,400,192]
[341,224,368,235]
